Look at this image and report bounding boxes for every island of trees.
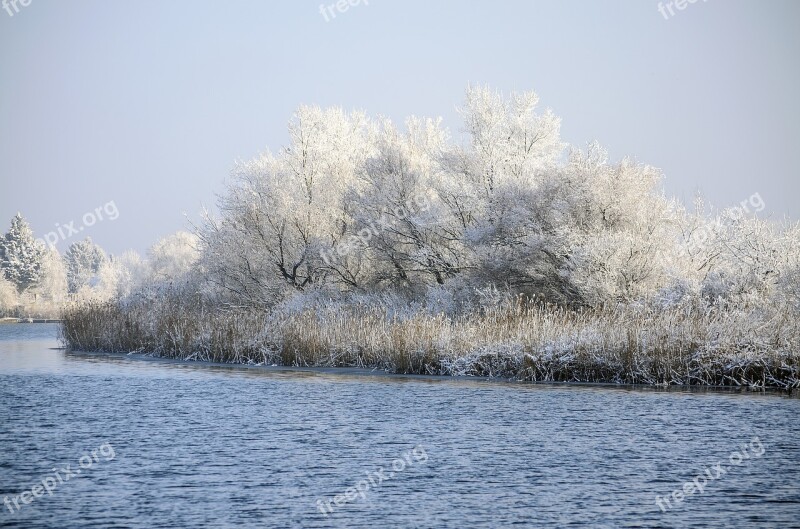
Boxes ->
[6,88,799,388]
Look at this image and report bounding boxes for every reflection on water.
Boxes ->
[1,323,799,528]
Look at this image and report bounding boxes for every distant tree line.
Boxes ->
[0,213,196,317]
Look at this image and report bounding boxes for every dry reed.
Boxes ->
[61,296,800,389]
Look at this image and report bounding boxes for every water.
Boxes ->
[1,324,798,528]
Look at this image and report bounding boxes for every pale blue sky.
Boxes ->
[1,0,798,255]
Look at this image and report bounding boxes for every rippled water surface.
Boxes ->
[1,323,799,528]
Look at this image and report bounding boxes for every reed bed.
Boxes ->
[61,297,800,389]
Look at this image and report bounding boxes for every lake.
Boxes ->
[1,323,798,528]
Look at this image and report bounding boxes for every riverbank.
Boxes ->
[61,297,800,389]
[65,347,798,396]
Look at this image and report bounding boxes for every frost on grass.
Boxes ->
[58,87,800,388]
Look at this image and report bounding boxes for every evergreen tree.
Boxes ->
[0,213,45,293]
[64,238,107,293]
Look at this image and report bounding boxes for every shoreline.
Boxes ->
[64,347,799,397]
[60,300,800,391]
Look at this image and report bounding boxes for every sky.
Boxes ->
[1,0,798,256]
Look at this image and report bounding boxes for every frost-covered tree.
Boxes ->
[186,86,799,313]
[553,144,677,304]
[346,117,457,291]
[64,238,106,294]
[33,246,68,302]
[199,106,376,306]
[197,88,651,307]
[775,223,800,311]
[0,213,45,293]
[696,212,791,303]
[95,250,148,300]
[0,276,19,315]
[459,86,563,193]
[149,231,199,283]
